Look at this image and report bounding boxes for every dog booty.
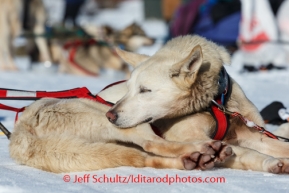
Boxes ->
[260,101,289,125]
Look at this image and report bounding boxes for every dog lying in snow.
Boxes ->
[9,36,232,173]
[9,35,289,174]
[99,35,289,174]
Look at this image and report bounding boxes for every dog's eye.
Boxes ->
[140,86,151,93]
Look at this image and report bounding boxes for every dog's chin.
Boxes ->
[115,117,153,129]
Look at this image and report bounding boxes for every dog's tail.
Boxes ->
[9,128,147,173]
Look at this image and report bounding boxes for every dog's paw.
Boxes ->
[200,141,233,164]
[263,158,289,174]
[181,152,214,170]
[181,141,233,170]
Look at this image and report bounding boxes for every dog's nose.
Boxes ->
[106,110,118,123]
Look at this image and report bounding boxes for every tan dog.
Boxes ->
[113,23,155,52]
[84,23,155,52]
[0,0,51,70]
[101,35,289,174]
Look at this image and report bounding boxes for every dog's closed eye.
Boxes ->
[140,86,151,93]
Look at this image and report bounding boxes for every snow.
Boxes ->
[1,0,289,192]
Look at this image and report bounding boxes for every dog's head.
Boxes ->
[116,23,155,51]
[106,35,231,128]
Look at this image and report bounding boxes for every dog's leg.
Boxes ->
[231,124,289,158]
[0,45,6,70]
[0,12,17,71]
[34,25,51,63]
[7,4,20,71]
[217,145,289,174]
[248,136,289,159]
[33,3,51,64]
[273,123,289,138]
[107,123,233,170]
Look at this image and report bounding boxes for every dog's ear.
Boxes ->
[170,45,203,86]
[115,47,149,67]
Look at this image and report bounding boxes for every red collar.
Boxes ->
[209,67,232,140]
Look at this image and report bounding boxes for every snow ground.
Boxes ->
[1,0,289,192]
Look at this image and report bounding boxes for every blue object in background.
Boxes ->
[192,12,241,46]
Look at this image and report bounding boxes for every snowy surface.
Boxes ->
[1,0,289,192]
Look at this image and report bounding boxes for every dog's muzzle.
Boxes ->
[106,110,118,124]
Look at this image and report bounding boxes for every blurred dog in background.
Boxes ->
[110,23,155,52]
[0,0,52,71]
[56,23,155,77]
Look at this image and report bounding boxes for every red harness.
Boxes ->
[209,67,231,140]
[63,39,118,77]
[210,98,229,140]
[0,81,125,122]
[63,39,100,76]
[0,81,162,139]
[209,67,288,142]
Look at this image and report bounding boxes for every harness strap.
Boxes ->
[230,112,279,140]
[210,67,232,140]
[67,47,99,76]
[210,99,230,140]
[0,81,165,139]
[211,100,289,142]
[101,80,127,91]
[63,39,120,76]
[63,39,109,50]
[22,0,31,31]
[0,104,25,122]
[0,87,97,101]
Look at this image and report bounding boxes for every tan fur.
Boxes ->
[58,23,154,76]
[58,44,128,77]
[111,23,155,52]
[9,98,230,173]
[104,35,289,174]
[0,0,51,70]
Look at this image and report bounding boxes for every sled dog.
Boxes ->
[58,23,155,76]
[84,23,155,52]
[101,35,289,174]
[0,0,52,71]
[9,47,232,174]
[112,23,155,52]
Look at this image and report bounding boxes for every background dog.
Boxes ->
[58,39,128,77]
[55,23,155,77]
[0,0,51,71]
